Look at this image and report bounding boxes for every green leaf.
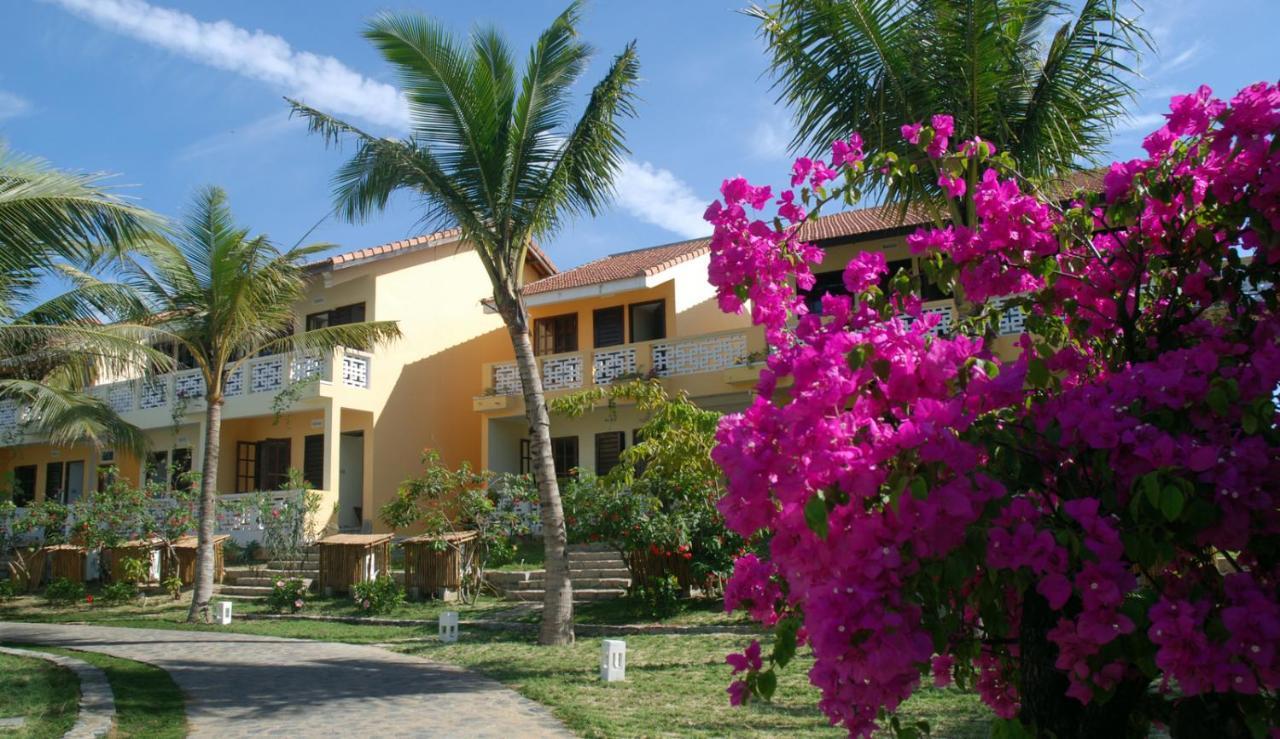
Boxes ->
[1159,486,1184,521]
[804,492,829,540]
[773,617,800,668]
[909,477,928,500]
[1027,358,1050,388]
[982,360,1000,379]
[1206,386,1229,415]
[755,668,778,701]
[848,344,873,371]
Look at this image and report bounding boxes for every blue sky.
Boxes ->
[2,0,1277,276]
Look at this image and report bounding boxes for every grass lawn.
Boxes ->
[1,590,994,737]
[486,537,547,572]
[8,645,187,739]
[0,651,78,739]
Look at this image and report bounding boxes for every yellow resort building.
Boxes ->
[0,231,553,536]
[0,203,1032,535]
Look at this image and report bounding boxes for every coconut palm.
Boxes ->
[0,145,164,455]
[750,0,1150,199]
[289,3,639,645]
[101,186,401,622]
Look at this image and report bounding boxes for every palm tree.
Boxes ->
[750,0,1150,200]
[0,145,164,455]
[103,187,401,622]
[289,2,639,645]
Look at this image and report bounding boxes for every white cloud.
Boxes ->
[1114,111,1166,135]
[46,0,408,130]
[614,161,710,239]
[48,0,705,239]
[1161,40,1203,74]
[0,90,31,121]
[748,112,793,161]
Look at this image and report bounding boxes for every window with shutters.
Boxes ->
[550,436,579,479]
[12,464,36,506]
[235,442,257,493]
[593,306,625,347]
[171,448,193,490]
[306,302,366,331]
[594,431,625,475]
[629,300,666,342]
[145,451,169,487]
[256,438,292,491]
[303,434,325,488]
[534,313,578,356]
[44,461,64,502]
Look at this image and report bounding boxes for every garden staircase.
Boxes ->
[216,545,320,601]
[487,544,630,603]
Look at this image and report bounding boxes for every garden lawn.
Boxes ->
[9,645,187,739]
[0,651,78,739]
[2,593,994,736]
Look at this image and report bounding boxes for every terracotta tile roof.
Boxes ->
[310,228,558,276]
[523,237,711,295]
[521,169,1104,297]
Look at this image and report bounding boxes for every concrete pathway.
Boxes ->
[0,645,115,738]
[0,622,570,739]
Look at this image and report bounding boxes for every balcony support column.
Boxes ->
[323,402,342,496]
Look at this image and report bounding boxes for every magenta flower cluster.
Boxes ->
[703,83,1280,736]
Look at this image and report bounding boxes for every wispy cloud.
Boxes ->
[747,111,793,161]
[49,0,710,240]
[46,0,408,130]
[615,161,710,239]
[175,111,302,162]
[1114,111,1166,135]
[1161,40,1203,74]
[0,90,32,121]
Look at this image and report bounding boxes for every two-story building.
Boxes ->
[0,231,553,536]
[0,196,1043,534]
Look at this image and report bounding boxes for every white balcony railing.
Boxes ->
[0,348,374,441]
[486,330,752,396]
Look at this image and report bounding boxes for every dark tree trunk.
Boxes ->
[1018,590,1150,738]
[186,395,222,623]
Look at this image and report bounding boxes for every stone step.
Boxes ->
[567,551,626,564]
[507,577,630,591]
[217,578,313,598]
[508,587,626,602]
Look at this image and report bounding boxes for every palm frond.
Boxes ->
[0,378,148,457]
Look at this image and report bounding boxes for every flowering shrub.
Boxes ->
[554,379,746,592]
[707,82,1280,737]
[351,574,404,615]
[267,578,307,614]
[100,580,139,605]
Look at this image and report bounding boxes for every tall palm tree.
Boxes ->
[750,0,1150,201]
[289,3,639,645]
[102,187,401,622]
[0,145,164,457]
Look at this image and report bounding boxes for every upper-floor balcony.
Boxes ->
[0,347,374,441]
[475,328,761,412]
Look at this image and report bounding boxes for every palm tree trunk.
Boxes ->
[508,322,574,645]
[186,396,222,623]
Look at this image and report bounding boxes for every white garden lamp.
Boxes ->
[439,611,459,643]
[601,639,626,682]
[217,601,233,625]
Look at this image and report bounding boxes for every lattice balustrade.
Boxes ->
[174,370,205,400]
[139,378,169,409]
[249,356,284,394]
[291,353,324,383]
[341,352,370,388]
[997,303,1027,335]
[0,400,18,431]
[651,333,748,377]
[593,347,637,385]
[921,305,956,336]
[224,368,245,397]
[492,362,521,395]
[104,382,135,413]
[541,354,583,390]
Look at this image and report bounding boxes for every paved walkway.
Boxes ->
[0,622,570,739]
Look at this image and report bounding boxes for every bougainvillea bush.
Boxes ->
[708,82,1280,738]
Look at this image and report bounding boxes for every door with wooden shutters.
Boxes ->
[303,434,325,489]
[256,438,292,491]
[594,431,626,475]
[236,442,257,493]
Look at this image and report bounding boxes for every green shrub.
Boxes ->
[162,575,183,600]
[0,579,16,601]
[266,577,307,613]
[629,574,680,620]
[352,574,404,615]
[100,581,138,604]
[44,577,85,606]
[119,556,150,585]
